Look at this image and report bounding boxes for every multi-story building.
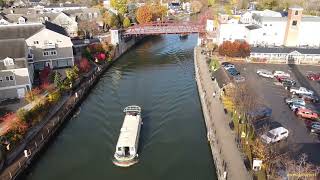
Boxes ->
[0,23,74,99]
[217,6,320,47]
[216,5,320,64]
[0,39,32,99]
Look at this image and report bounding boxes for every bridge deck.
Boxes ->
[124,22,206,35]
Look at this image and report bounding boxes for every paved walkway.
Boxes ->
[194,47,251,180]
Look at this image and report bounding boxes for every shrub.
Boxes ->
[123,17,131,28]
[48,91,61,104]
[25,88,42,103]
[79,58,91,73]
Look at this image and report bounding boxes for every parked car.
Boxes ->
[227,68,240,76]
[282,78,296,85]
[261,127,289,144]
[247,107,272,121]
[296,108,319,120]
[223,64,236,70]
[285,97,305,106]
[290,87,314,96]
[221,62,233,67]
[289,103,306,111]
[234,75,245,83]
[273,71,290,78]
[276,76,288,82]
[282,81,296,90]
[257,70,274,78]
[299,94,319,103]
[306,72,320,81]
[305,120,320,128]
[310,124,320,134]
[256,69,268,74]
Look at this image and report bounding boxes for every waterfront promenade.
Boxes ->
[194,47,251,180]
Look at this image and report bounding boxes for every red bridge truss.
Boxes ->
[124,21,206,36]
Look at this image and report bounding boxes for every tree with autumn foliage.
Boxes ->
[79,58,91,73]
[24,88,42,103]
[218,41,251,58]
[136,5,153,24]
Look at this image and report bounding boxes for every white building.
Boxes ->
[217,6,320,48]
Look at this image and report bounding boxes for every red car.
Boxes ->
[306,73,320,81]
[296,108,319,120]
[276,76,288,82]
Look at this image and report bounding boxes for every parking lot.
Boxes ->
[234,63,320,165]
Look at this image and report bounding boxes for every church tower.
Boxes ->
[284,5,303,47]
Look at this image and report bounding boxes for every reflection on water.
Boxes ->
[26,35,216,180]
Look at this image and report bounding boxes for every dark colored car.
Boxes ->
[282,81,296,90]
[227,68,240,76]
[221,62,233,67]
[310,124,320,134]
[305,120,320,128]
[247,107,272,121]
[282,78,296,85]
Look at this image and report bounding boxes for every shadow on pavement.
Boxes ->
[289,142,320,165]
[288,64,319,98]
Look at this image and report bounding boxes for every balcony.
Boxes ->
[42,41,57,49]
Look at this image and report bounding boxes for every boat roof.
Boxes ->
[116,114,140,148]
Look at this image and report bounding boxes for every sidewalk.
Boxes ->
[194,47,251,180]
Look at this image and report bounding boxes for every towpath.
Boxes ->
[194,47,251,180]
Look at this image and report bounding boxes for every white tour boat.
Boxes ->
[113,105,142,167]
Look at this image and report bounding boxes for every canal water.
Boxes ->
[26,35,216,180]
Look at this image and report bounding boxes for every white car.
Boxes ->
[290,87,314,96]
[261,127,289,144]
[257,70,274,78]
[273,71,290,78]
[289,103,305,111]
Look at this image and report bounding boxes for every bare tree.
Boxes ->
[284,154,320,180]
[78,20,100,38]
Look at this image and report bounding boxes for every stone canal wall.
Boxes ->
[194,47,251,180]
[0,36,144,180]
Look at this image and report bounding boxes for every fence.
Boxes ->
[0,56,113,180]
[194,47,251,180]
[0,35,146,179]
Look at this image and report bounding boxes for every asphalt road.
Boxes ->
[234,63,320,165]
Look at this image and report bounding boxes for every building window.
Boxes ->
[295,11,298,15]
[51,51,57,55]
[264,24,267,26]
[292,20,297,26]
[43,51,49,56]
[43,50,57,56]
[5,76,13,81]
[270,24,272,26]
[263,33,266,36]
[34,41,39,44]
[0,77,2,82]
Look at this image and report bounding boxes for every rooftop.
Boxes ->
[0,24,44,40]
[0,39,26,59]
[251,47,320,55]
[116,114,141,148]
